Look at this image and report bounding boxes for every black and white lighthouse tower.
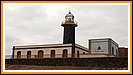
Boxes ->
[61,11,78,57]
[61,11,78,44]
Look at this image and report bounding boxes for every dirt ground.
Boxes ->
[5,64,127,70]
[5,65,91,70]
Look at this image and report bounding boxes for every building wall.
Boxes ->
[5,58,128,70]
[75,48,89,54]
[14,47,72,58]
[119,47,128,57]
[80,54,115,58]
[89,38,119,57]
[90,39,109,54]
[111,40,119,56]
[75,47,89,58]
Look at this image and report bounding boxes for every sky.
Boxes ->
[4,3,129,55]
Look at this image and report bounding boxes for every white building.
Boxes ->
[88,38,119,57]
[12,44,89,58]
[11,12,119,59]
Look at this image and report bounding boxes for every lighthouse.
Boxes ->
[61,11,78,57]
[61,11,78,44]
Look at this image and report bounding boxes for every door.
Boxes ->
[77,51,80,58]
[27,51,31,58]
[38,50,44,58]
[51,50,55,58]
[17,51,21,58]
[62,49,68,58]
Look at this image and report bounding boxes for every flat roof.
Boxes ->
[13,43,89,52]
[89,38,119,46]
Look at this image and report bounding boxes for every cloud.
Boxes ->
[4,4,129,55]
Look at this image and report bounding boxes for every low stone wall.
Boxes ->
[5,57,128,69]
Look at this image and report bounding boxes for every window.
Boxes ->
[38,50,44,58]
[116,50,118,56]
[83,52,85,54]
[95,45,104,52]
[17,51,21,58]
[27,51,31,58]
[51,50,55,58]
[97,46,101,50]
[112,47,114,55]
[62,49,68,58]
